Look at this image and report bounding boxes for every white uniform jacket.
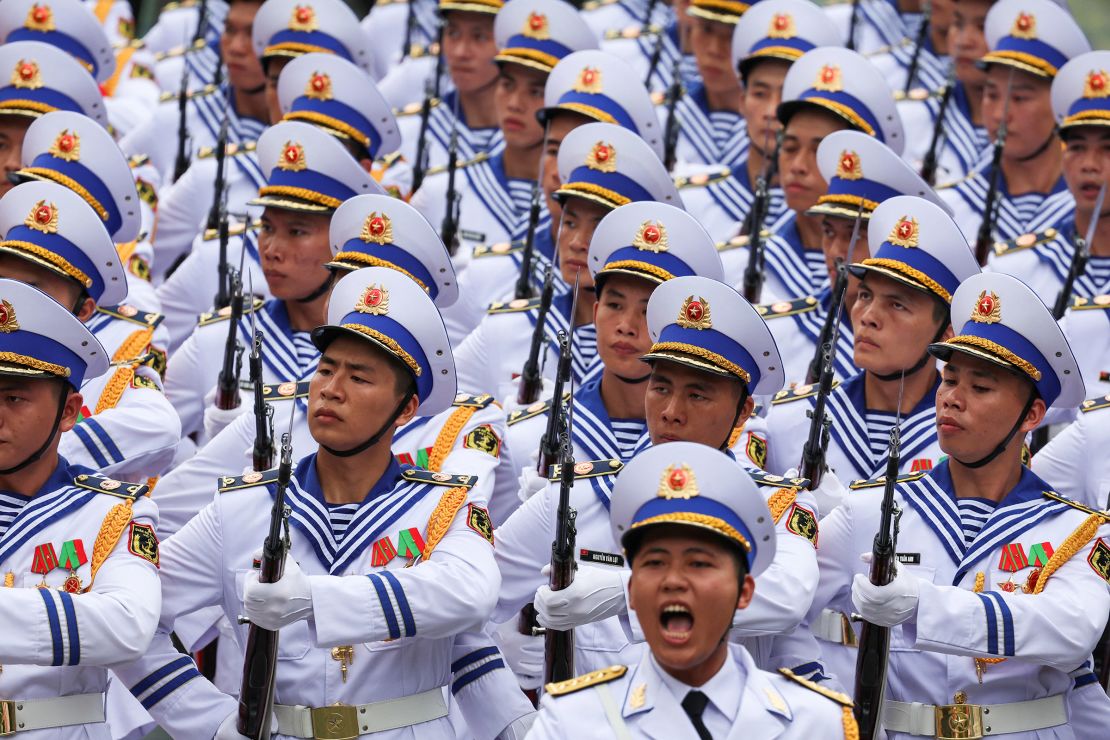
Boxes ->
[1033,395,1110,510]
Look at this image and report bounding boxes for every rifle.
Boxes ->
[514,122,551,301]
[741,129,784,303]
[213,185,233,309]
[800,208,864,488]
[172,64,191,183]
[205,113,230,232]
[662,53,683,172]
[973,66,1015,266]
[1053,183,1105,320]
[854,375,906,740]
[214,268,245,411]
[920,65,956,187]
[440,96,462,256]
[249,281,275,471]
[641,0,662,89]
[902,1,931,97]
[400,0,418,63]
[237,407,296,740]
[516,263,556,405]
[411,25,445,193]
[846,0,860,51]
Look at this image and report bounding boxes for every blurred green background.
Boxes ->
[1072,0,1110,49]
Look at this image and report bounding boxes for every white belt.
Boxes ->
[812,609,858,647]
[275,687,448,739]
[0,692,105,734]
[883,694,1066,738]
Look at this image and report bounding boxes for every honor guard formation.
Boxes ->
[0,0,1109,737]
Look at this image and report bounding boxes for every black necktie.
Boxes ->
[681,690,713,740]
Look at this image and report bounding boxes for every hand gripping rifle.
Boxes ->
[854,375,906,740]
[215,268,245,411]
[920,65,956,187]
[205,113,230,233]
[974,67,1015,266]
[662,53,684,172]
[741,129,784,303]
[902,1,932,97]
[1053,183,1105,320]
[441,97,463,256]
[237,406,296,740]
[249,287,275,471]
[411,25,445,193]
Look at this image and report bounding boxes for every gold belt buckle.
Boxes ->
[0,700,16,736]
[935,692,983,740]
[311,703,359,740]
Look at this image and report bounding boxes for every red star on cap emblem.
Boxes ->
[898,221,912,240]
[595,145,609,161]
[1085,70,1110,99]
[58,133,74,151]
[583,69,595,85]
[686,300,703,322]
[365,288,383,306]
[0,299,16,334]
[369,217,385,235]
[312,75,326,91]
[1017,12,1032,31]
[774,14,788,30]
[49,128,80,162]
[35,204,52,225]
[668,468,686,490]
[296,6,312,22]
[529,11,544,30]
[978,294,994,315]
[643,225,660,244]
[289,5,317,31]
[277,141,307,171]
[1011,12,1036,39]
[32,5,49,22]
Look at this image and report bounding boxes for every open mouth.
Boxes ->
[660,603,693,644]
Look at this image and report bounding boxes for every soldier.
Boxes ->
[581,0,679,93]
[822,0,922,57]
[0,278,161,737]
[1035,393,1110,510]
[530,442,856,739]
[361,0,441,90]
[867,0,952,99]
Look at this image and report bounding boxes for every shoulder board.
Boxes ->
[158,82,219,104]
[203,219,261,241]
[393,97,441,118]
[935,170,978,191]
[160,0,202,13]
[152,38,207,62]
[473,241,524,259]
[892,86,942,102]
[487,296,541,315]
[848,470,928,490]
[73,472,148,499]
[376,151,404,169]
[771,379,839,405]
[506,392,571,426]
[197,140,257,160]
[749,469,809,489]
[453,392,496,409]
[777,668,853,707]
[1080,393,1110,413]
[401,469,476,488]
[602,23,662,41]
[1071,295,1110,312]
[1042,490,1110,519]
[757,296,820,320]
[375,0,408,6]
[218,469,279,493]
[198,296,265,327]
[96,304,164,328]
[547,458,624,481]
[716,230,770,253]
[674,168,731,189]
[425,152,490,178]
[406,41,441,59]
[127,153,150,169]
[992,227,1059,258]
[260,380,310,402]
[545,665,627,697]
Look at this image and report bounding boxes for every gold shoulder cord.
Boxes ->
[767,488,798,525]
[87,499,135,590]
[427,405,478,472]
[94,327,154,415]
[419,487,469,561]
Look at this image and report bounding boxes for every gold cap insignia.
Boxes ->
[658,464,699,499]
[1084,70,1109,99]
[356,284,390,315]
[360,212,393,244]
[306,72,332,100]
[24,4,55,32]
[289,4,318,31]
[278,141,307,171]
[573,66,603,94]
[12,59,42,89]
[1011,12,1036,40]
[768,13,796,39]
[835,149,862,180]
[586,141,616,172]
[25,200,58,234]
[814,64,842,92]
[888,216,919,248]
[632,220,668,252]
[677,295,712,330]
[523,11,550,39]
[0,299,20,334]
[49,129,80,162]
[972,290,1002,324]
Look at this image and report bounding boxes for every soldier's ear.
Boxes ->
[736,573,755,610]
[58,387,83,434]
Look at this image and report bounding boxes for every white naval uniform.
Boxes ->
[810,461,1110,738]
[395,90,503,176]
[596,16,683,95]
[987,218,1110,309]
[758,289,858,387]
[675,161,787,246]
[822,0,916,57]
[720,211,829,307]
[85,0,135,46]
[361,0,438,98]
[0,463,160,739]
[113,456,500,740]
[1033,395,1110,510]
[866,38,948,105]
[898,82,988,187]
[1059,296,1110,400]
[529,644,852,740]
[672,83,750,172]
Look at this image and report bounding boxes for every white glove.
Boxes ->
[851,564,920,628]
[243,549,314,630]
[784,467,846,518]
[496,712,538,740]
[534,564,628,629]
[203,402,249,442]
[517,452,549,503]
[494,619,545,690]
[214,710,277,739]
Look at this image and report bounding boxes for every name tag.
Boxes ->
[579,549,624,567]
[896,553,921,565]
[460,229,486,243]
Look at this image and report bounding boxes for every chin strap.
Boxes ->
[870,320,949,382]
[296,272,336,304]
[1016,131,1057,163]
[239,82,267,96]
[0,387,68,475]
[955,388,1037,469]
[321,391,413,458]
[614,372,651,384]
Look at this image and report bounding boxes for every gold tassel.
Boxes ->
[420,487,469,561]
[767,488,798,525]
[427,405,477,472]
[87,500,134,589]
[1032,513,1103,594]
[93,328,155,415]
[842,705,860,740]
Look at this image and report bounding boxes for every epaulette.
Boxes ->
[650,90,666,107]
[848,470,928,490]
[260,380,310,402]
[992,227,1059,258]
[716,230,771,253]
[96,304,164,328]
[892,86,942,102]
[198,296,265,327]
[393,98,441,117]
[506,392,571,426]
[757,296,820,320]
[218,469,279,493]
[749,469,809,489]
[674,168,731,189]
[127,153,150,169]
[73,472,148,499]
[602,23,662,41]
[487,295,540,315]
[1042,490,1110,520]
[197,140,257,159]
[935,170,976,191]
[160,0,203,13]
[374,0,407,6]
[158,82,219,104]
[472,241,524,258]
[1080,393,1110,413]
[771,379,839,405]
[453,392,496,409]
[152,37,208,62]
[1071,295,1110,312]
[862,36,913,57]
[376,151,404,170]
[545,665,627,697]
[425,152,490,178]
[777,668,854,707]
[401,469,476,488]
[203,219,261,241]
[406,42,441,59]
[547,458,623,481]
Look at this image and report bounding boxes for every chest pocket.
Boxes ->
[234,568,312,660]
